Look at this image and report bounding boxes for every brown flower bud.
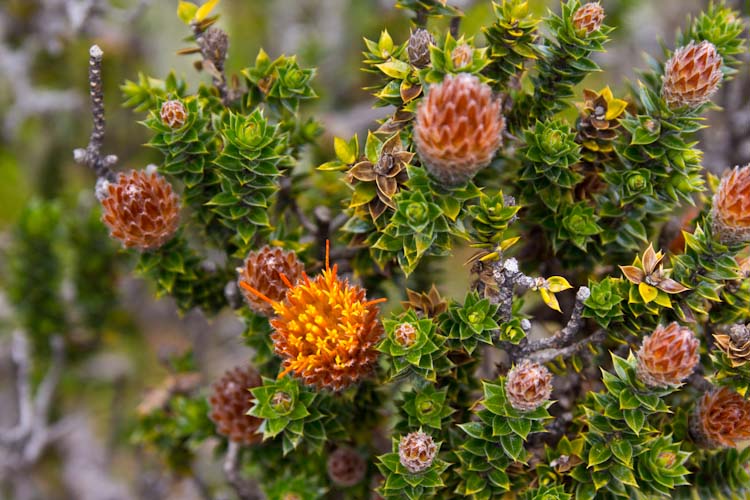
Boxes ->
[398,430,437,473]
[572,2,605,35]
[505,360,553,411]
[160,100,187,129]
[662,40,723,109]
[711,165,750,245]
[208,366,263,445]
[636,322,700,388]
[100,169,180,250]
[327,446,367,487]
[414,74,504,185]
[408,29,435,68]
[693,387,750,448]
[237,246,305,316]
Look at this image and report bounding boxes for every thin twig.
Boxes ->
[527,329,605,365]
[73,45,117,182]
[520,287,591,355]
[449,16,461,37]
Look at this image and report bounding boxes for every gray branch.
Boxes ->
[527,329,606,365]
[520,286,591,356]
[73,44,117,181]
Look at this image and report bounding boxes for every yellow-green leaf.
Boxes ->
[334,136,357,164]
[500,236,520,252]
[547,276,572,293]
[195,0,220,21]
[316,160,347,172]
[378,30,394,56]
[653,291,672,309]
[177,1,198,24]
[638,282,658,303]
[540,289,561,313]
[376,60,410,79]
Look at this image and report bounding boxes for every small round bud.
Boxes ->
[271,391,293,414]
[572,2,605,35]
[662,40,723,109]
[398,430,437,473]
[711,165,750,245]
[636,322,699,388]
[451,44,473,69]
[408,29,435,68]
[505,360,553,411]
[160,99,187,129]
[327,446,366,487]
[394,323,417,348]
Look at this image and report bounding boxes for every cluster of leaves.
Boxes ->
[90,0,750,499]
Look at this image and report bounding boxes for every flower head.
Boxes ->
[636,322,700,387]
[327,446,367,487]
[239,242,385,391]
[572,2,605,36]
[693,387,750,448]
[160,99,187,129]
[100,169,180,250]
[398,430,437,473]
[711,165,750,245]
[414,73,503,185]
[662,40,723,109]
[506,359,553,411]
[209,366,263,445]
[237,246,305,316]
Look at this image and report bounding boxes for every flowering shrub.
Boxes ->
[70,0,750,498]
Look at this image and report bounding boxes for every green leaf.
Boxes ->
[588,443,612,467]
[508,417,532,439]
[623,409,645,435]
[611,439,633,467]
[499,433,525,461]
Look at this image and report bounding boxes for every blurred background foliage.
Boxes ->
[0,0,745,498]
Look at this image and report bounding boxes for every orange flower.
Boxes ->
[239,242,385,391]
[711,165,750,245]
